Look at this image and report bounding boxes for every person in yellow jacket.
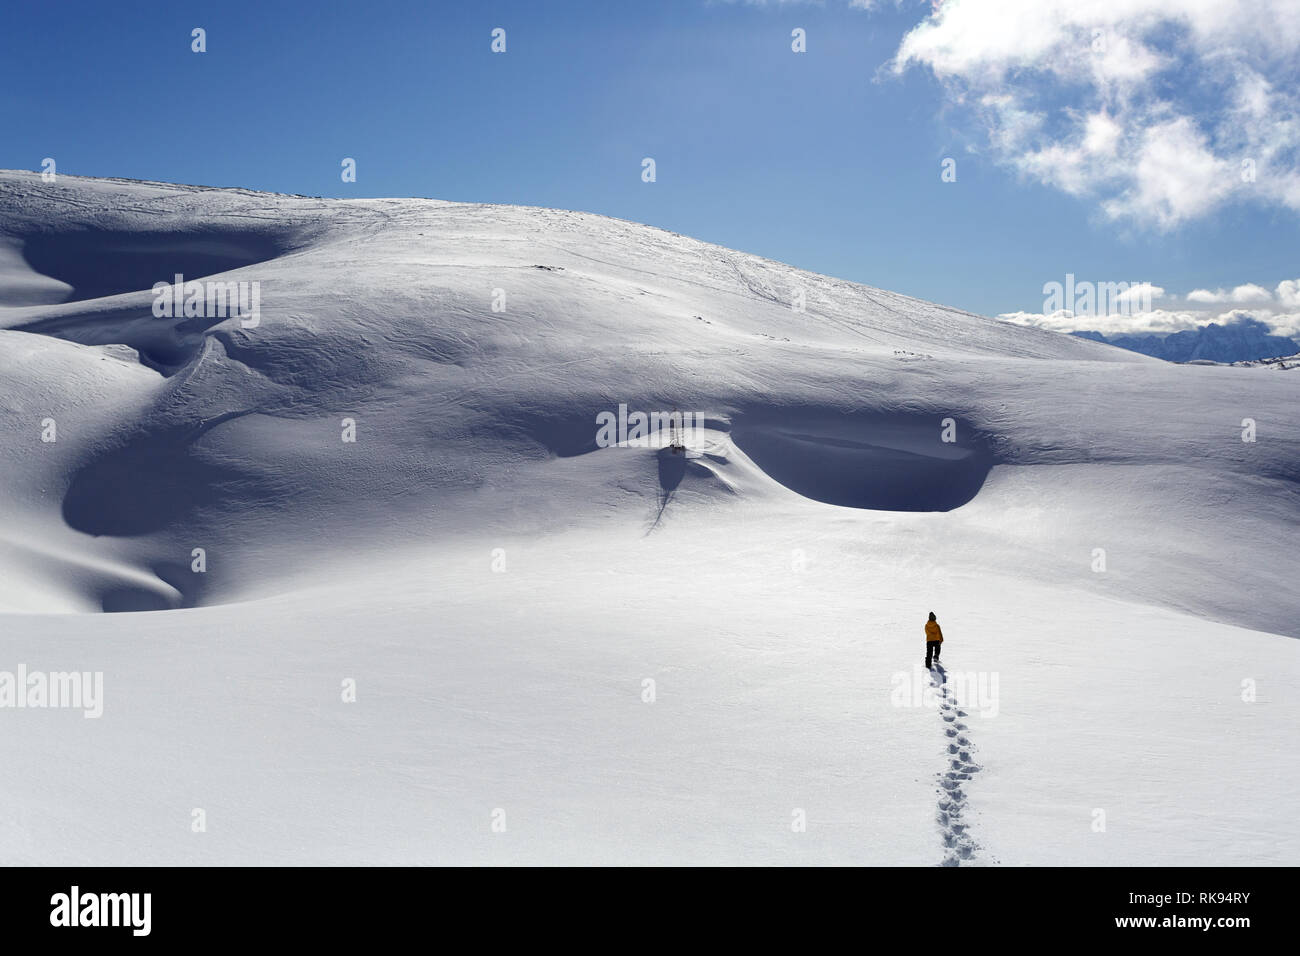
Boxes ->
[925,612,943,669]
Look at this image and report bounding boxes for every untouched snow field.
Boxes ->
[0,171,1296,865]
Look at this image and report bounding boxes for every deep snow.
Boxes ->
[0,171,1296,865]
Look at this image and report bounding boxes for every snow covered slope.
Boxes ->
[0,171,1296,865]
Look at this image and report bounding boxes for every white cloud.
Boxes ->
[1102,119,1235,229]
[1275,279,1300,310]
[1185,284,1273,305]
[1000,276,1300,338]
[891,0,1300,229]
[1264,312,1300,339]
[998,307,1300,339]
[1081,111,1121,156]
[1233,284,1273,302]
[1115,282,1164,305]
[999,308,1203,337]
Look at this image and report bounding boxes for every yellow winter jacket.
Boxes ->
[925,620,943,643]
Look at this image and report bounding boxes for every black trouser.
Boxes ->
[926,641,942,667]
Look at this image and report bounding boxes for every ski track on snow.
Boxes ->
[933,662,982,866]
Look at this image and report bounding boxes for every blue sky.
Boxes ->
[2,0,1298,327]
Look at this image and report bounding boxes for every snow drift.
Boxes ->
[0,171,1296,866]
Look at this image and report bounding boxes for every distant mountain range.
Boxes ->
[1072,318,1298,363]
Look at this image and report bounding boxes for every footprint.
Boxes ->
[933,673,981,866]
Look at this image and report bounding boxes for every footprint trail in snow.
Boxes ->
[932,662,982,865]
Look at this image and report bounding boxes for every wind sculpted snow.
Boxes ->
[0,171,1292,634]
[0,172,1296,865]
